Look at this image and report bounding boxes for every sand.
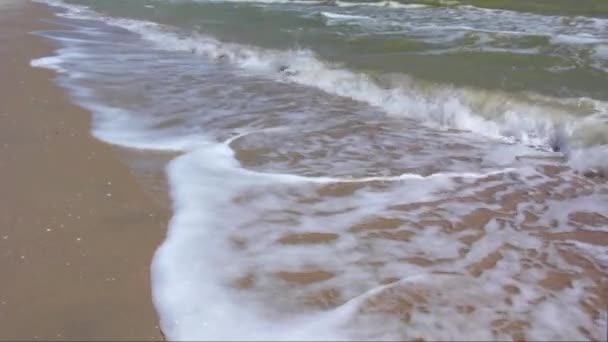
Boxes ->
[0,1,167,340]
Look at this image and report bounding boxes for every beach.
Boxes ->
[1,0,607,340]
[0,1,167,340]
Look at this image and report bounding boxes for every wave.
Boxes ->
[34,0,608,175]
[335,1,429,9]
[31,2,608,341]
[552,34,607,45]
[320,11,373,20]
[191,0,327,4]
[113,21,607,148]
[152,134,523,340]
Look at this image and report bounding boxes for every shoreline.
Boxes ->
[0,1,168,340]
[1,0,606,340]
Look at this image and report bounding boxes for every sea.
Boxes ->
[30,0,608,340]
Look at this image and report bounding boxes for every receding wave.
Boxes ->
[320,11,373,20]
[335,1,431,9]
[104,21,608,166]
[36,0,608,175]
[31,2,608,341]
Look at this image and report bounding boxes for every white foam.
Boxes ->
[30,55,67,73]
[151,132,608,340]
[89,14,608,154]
[335,1,429,9]
[595,44,608,60]
[320,11,372,20]
[568,145,608,175]
[193,0,326,4]
[150,137,505,340]
[152,138,488,340]
[552,34,606,45]
[593,44,608,72]
[35,0,608,157]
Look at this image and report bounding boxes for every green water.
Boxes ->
[64,0,608,100]
[455,0,608,17]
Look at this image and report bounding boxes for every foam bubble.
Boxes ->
[320,11,373,21]
[335,1,429,9]
[595,44,608,60]
[552,34,605,45]
[568,145,608,175]
[31,55,67,73]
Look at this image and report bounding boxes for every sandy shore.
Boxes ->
[0,1,167,340]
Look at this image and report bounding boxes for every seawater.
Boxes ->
[32,0,608,340]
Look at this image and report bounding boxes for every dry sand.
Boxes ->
[0,1,167,340]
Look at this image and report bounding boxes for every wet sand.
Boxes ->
[0,1,167,340]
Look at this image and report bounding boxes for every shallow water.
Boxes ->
[33,0,608,340]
